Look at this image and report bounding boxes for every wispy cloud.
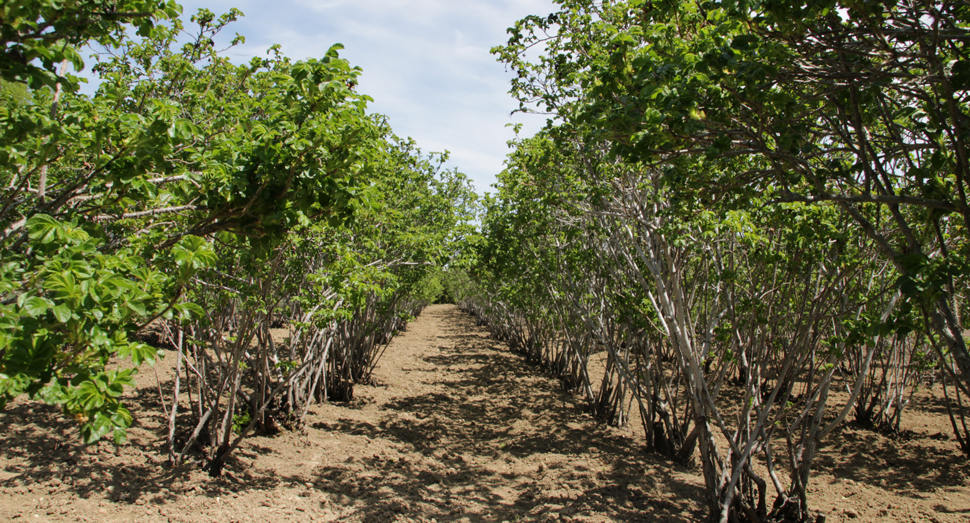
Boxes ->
[175,0,556,195]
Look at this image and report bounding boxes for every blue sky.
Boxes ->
[166,0,557,195]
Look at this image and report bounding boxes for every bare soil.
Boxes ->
[0,305,968,522]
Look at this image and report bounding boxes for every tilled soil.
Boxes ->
[1,304,968,522]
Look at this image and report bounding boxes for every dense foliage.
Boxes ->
[447,1,970,522]
[0,2,475,474]
[4,0,968,519]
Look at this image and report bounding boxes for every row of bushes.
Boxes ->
[0,2,475,475]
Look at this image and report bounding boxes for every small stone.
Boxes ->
[844,508,859,518]
[135,499,146,506]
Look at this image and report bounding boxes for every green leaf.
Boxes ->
[21,297,51,318]
[25,214,60,244]
[75,381,105,410]
[84,413,113,444]
[38,382,69,405]
[52,304,72,323]
[127,300,148,317]
[119,342,157,366]
[45,272,78,298]
[173,302,204,319]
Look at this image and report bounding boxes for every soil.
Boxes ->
[1,304,968,522]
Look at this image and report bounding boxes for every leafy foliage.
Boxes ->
[0,3,475,463]
[477,1,970,521]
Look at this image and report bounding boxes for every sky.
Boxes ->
[160,0,558,195]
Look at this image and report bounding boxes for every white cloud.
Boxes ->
[172,0,557,194]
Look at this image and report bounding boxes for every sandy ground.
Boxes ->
[0,304,968,522]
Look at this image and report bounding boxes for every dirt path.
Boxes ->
[3,304,970,522]
[303,304,705,523]
[0,304,704,523]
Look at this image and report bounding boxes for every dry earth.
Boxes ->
[0,304,968,522]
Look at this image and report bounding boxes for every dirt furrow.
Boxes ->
[4,304,968,522]
[0,304,705,523]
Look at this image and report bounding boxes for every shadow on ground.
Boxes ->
[309,306,705,523]
[0,373,285,508]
